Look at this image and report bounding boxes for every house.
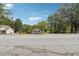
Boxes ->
[0,25,14,34]
[32,28,41,34]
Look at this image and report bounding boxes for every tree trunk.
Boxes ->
[74,26,77,33]
[71,24,74,33]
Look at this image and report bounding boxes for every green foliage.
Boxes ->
[48,3,79,33]
[14,18,23,33]
[0,3,14,28]
[37,21,49,33]
[0,3,4,16]
[21,24,32,34]
[32,24,38,29]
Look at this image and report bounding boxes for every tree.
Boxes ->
[59,3,79,33]
[0,3,14,28]
[48,12,67,33]
[14,18,23,33]
[48,3,79,33]
[73,4,79,33]
[22,24,32,34]
[0,3,4,18]
[32,24,38,29]
[62,4,75,33]
[37,21,49,33]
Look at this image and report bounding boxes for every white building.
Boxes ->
[0,25,14,34]
[32,28,41,34]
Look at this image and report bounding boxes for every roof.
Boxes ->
[0,25,13,31]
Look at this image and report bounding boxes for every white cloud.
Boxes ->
[29,16,42,21]
[4,3,13,9]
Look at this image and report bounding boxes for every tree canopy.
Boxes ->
[48,3,79,33]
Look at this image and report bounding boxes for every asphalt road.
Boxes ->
[0,34,79,56]
[0,34,79,46]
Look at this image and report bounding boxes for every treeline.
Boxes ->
[48,3,79,33]
[0,17,49,34]
[1,3,79,34]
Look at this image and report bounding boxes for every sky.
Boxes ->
[5,3,62,25]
